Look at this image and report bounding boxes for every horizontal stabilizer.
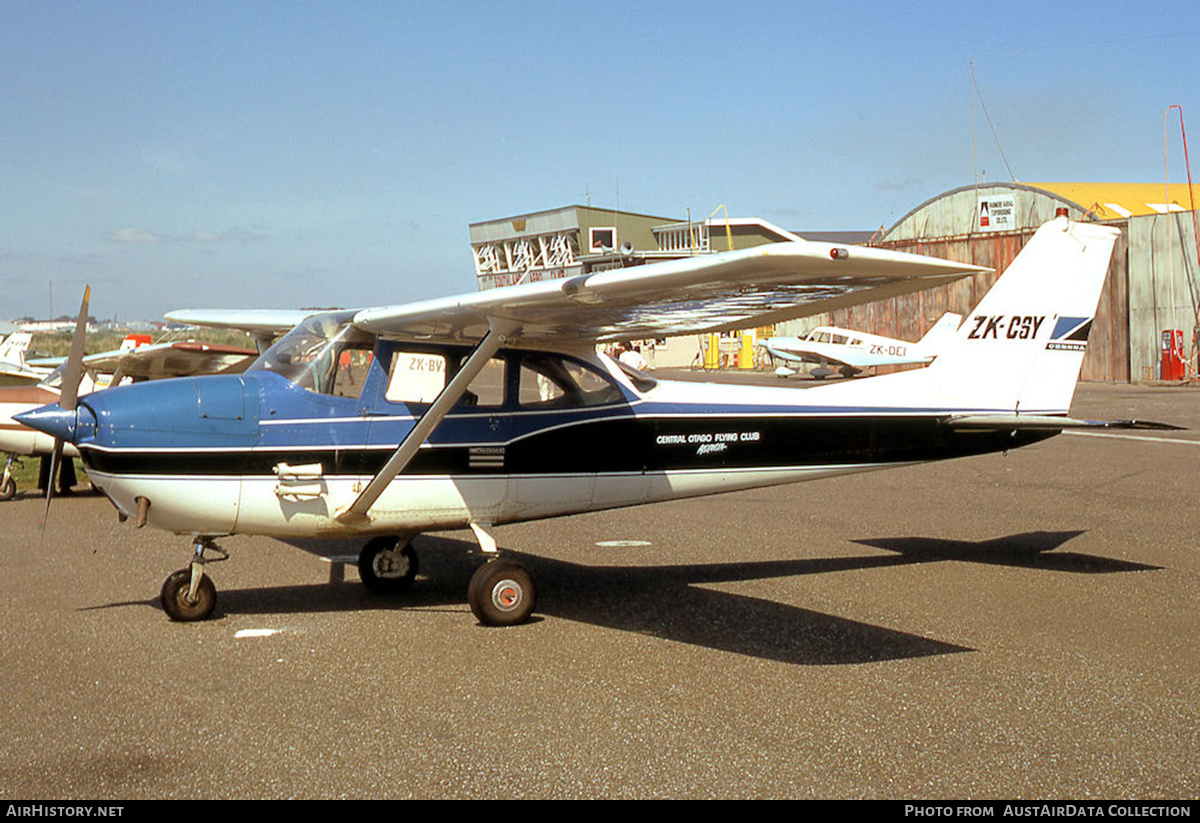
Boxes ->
[944,415,1185,431]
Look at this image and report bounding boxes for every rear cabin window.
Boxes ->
[458,355,505,407]
[518,355,622,408]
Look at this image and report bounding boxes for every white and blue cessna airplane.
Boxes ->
[18,218,1159,626]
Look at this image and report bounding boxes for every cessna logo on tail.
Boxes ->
[967,315,1045,340]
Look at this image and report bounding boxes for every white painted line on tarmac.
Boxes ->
[596,540,652,548]
[234,628,281,639]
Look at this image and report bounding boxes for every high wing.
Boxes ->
[352,241,988,343]
[82,341,259,382]
[0,362,45,386]
[164,309,319,352]
[164,309,317,334]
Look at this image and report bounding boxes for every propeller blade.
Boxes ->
[41,284,89,531]
[59,285,90,412]
[40,442,63,531]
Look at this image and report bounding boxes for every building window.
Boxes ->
[589,227,616,251]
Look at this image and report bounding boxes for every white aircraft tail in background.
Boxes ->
[0,332,42,386]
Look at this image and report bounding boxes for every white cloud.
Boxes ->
[109,227,163,244]
[108,227,266,245]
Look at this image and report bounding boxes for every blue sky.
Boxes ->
[1,1,1197,322]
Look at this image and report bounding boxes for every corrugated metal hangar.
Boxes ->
[468,183,1200,381]
[807,182,1200,383]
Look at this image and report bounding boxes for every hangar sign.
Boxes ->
[977,196,1015,232]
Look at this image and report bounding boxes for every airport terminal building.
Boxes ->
[468,206,871,367]
[468,184,1199,381]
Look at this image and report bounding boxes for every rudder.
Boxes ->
[926,217,1119,414]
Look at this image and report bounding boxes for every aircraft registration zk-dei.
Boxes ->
[18,217,1171,626]
[761,311,963,379]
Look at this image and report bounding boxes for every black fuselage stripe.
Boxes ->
[78,416,1055,476]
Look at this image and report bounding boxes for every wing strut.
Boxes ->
[336,318,518,525]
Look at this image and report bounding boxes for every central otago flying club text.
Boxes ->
[655,431,762,457]
[967,315,1045,340]
[655,431,761,446]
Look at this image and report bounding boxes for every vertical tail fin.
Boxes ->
[916,311,963,351]
[926,217,1119,414]
[0,331,33,367]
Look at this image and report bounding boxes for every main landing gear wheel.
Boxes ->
[0,476,15,501]
[468,559,536,627]
[358,536,419,595]
[160,569,217,622]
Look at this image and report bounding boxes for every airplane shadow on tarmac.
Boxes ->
[852,530,1161,574]
[81,530,1159,667]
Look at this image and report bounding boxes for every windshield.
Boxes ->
[41,362,68,389]
[40,362,103,393]
[250,312,374,395]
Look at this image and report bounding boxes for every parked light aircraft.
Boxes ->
[20,218,1171,626]
[0,336,257,500]
[762,312,962,379]
[0,331,43,386]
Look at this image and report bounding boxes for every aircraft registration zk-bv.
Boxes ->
[18,217,1162,627]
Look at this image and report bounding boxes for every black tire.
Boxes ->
[160,569,217,622]
[358,536,418,594]
[468,559,536,627]
[0,476,15,501]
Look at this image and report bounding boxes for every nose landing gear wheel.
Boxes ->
[358,536,419,594]
[0,475,15,501]
[160,569,217,622]
[468,559,536,627]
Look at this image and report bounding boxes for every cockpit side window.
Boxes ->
[385,351,447,403]
[382,349,506,407]
[327,346,374,397]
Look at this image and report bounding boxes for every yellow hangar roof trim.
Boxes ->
[1028,182,1200,220]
